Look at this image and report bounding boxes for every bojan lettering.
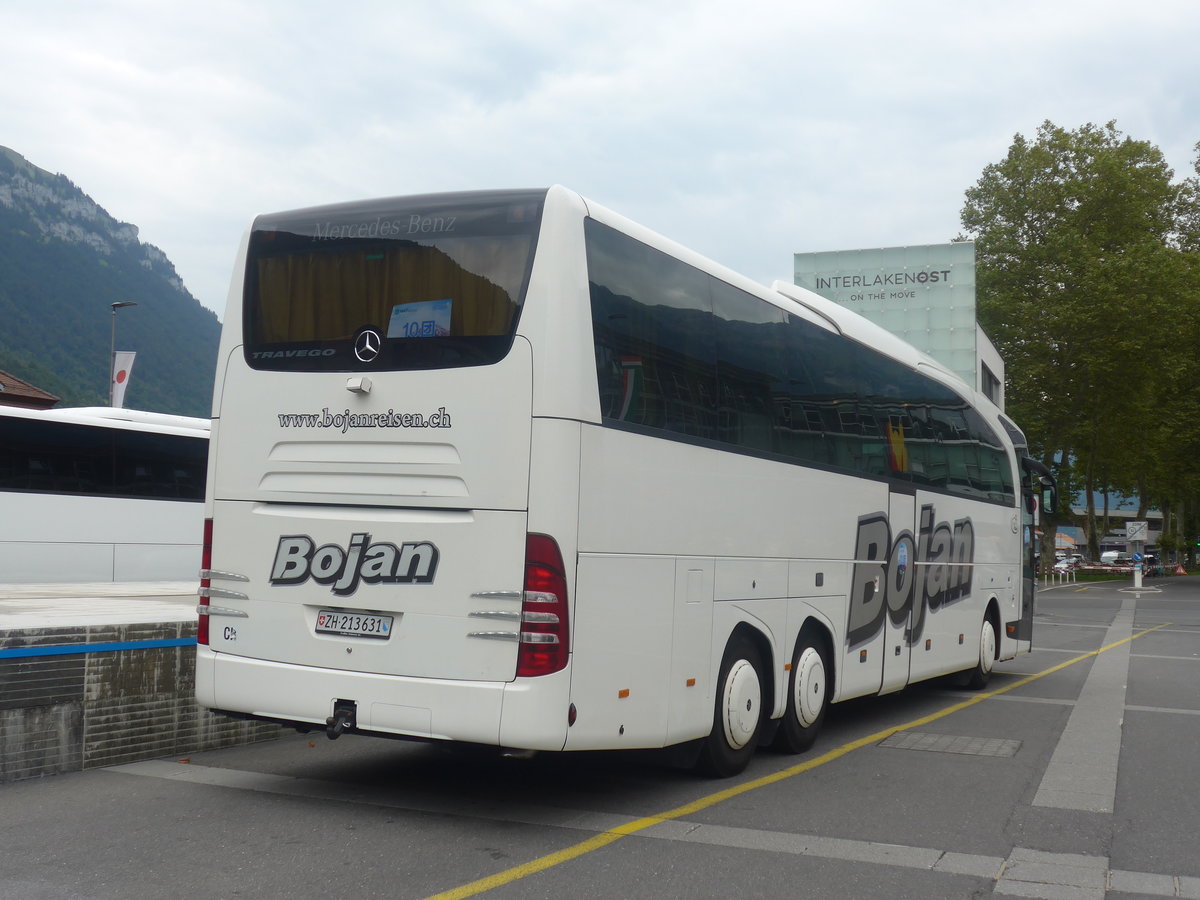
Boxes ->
[270,533,440,596]
[847,504,974,647]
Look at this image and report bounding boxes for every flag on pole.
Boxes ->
[111,351,136,408]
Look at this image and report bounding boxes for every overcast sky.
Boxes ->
[3,1,1198,320]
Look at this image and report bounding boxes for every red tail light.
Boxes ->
[516,534,569,677]
[198,518,213,645]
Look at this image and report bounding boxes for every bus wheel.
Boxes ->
[965,617,996,690]
[697,635,764,777]
[772,631,829,754]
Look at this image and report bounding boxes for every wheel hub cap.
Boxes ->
[722,659,761,749]
[794,647,826,727]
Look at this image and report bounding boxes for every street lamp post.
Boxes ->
[109,301,137,406]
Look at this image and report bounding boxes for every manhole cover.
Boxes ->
[879,731,1021,757]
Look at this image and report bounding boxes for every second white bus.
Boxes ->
[0,405,209,583]
[197,187,1052,776]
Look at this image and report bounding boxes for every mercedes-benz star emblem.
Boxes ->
[354,328,382,363]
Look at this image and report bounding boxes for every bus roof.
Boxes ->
[0,405,210,438]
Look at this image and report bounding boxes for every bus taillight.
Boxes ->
[197,518,213,645]
[517,534,569,677]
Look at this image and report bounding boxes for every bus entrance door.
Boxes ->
[880,490,916,695]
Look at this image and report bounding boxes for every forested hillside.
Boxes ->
[0,147,220,417]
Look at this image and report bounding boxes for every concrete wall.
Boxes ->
[1,619,277,783]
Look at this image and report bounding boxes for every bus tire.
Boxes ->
[772,629,829,754]
[697,635,764,778]
[965,616,996,690]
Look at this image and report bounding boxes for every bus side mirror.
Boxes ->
[1040,478,1057,516]
[1021,457,1058,517]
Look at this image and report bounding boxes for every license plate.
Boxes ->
[315,609,394,639]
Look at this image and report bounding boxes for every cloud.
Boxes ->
[2,0,1197,316]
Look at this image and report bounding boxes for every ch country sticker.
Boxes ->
[270,533,439,596]
[847,504,974,647]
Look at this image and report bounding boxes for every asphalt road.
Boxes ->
[2,576,1198,900]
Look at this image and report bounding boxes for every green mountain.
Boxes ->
[0,146,220,417]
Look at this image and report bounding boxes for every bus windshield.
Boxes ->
[244,189,545,372]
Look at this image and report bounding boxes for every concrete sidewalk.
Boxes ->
[0,580,198,626]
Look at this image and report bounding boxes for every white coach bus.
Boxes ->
[197,187,1054,776]
[0,405,209,582]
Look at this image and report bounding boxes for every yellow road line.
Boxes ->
[424,623,1170,900]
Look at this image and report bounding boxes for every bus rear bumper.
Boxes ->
[197,646,551,748]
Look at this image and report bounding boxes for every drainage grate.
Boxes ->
[879,731,1021,758]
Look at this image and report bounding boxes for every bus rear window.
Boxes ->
[244,190,545,371]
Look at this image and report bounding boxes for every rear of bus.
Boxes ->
[196,188,584,750]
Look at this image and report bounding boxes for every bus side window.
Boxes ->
[712,281,785,454]
[586,219,715,437]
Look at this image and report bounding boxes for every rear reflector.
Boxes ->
[197,518,213,645]
[517,534,569,677]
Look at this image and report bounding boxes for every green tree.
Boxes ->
[960,121,1200,559]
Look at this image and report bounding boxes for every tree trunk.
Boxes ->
[1103,489,1111,550]
[1161,499,1173,563]
[1086,466,1099,560]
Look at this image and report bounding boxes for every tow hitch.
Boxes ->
[325,700,357,740]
